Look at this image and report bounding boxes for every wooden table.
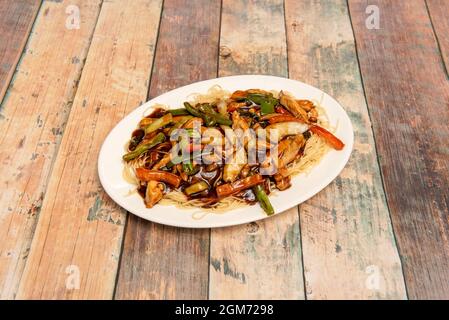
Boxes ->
[0,0,448,300]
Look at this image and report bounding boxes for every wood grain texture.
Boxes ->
[16,0,162,299]
[349,0,449,299]
[0,0,102,299]
[285,0,406,299]
[114,0,221,300]
[209,0,305,300]
[0,0,41,103]
[426,0,449,75]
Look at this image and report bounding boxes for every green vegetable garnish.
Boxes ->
[144,113,173,134]
[122,132,166,162]
[253,184,274,215]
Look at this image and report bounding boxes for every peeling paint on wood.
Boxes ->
[16,0,162,299]
[0,0,102,300]
[285,0,407,299]
[0,0,41,103]
[349,0,449,299]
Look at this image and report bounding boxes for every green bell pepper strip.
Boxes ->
[168,108,190,116]
[183,102,202,117]
[197,103,232,126]
[253,184,274,215]
[247,93,268,105]
[184,102,231,127]
[246,94,278,115]
[260,100,276,115]
[185,181,209,196]
[123,132,166,162]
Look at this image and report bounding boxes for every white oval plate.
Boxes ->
[98,75,353,228]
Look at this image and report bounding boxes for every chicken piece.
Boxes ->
[278,134,306,169]
[232,111,250,131]
[279,91,309,123]
[266,121,309,141]
[144,181,164,208]
[223,147,247,182]
[152,153,171,170]
[223,112,250,182]
[239,164,251,178]
[274,174,291,191]
[260,134,304,176]
[296,99,315,112]
[308,107,318,122]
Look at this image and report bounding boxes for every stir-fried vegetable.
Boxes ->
[144,113,173,134]
[197,103,232,126]
[136,168,182,188]
[128,129,145,151]
[246,93,278,115]
[216,174,264,198]
[266,122,309,140]
[253,184,274,215]
[168,108,190,116]
[123,132,166,161]
[309,125,345,150]
[185,181,209,195]
[124,88,345,215]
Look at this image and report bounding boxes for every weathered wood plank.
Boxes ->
[348,0,449,299]
[16,0,163,299]
[426,0,449,75]
[0,0,102,299]
[0,0,41,103]
[209,0,305,300]
[285,0,406,299]
[114,0,221,300]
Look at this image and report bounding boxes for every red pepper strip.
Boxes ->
[268,115,307,124]
[216,174,264,198]
[275,106,290,115]
[227,103,239,113]
[230,90,248,100]
[136,168,182,188]
[309,125,345,150]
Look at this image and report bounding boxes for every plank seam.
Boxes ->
[112,0,165,298]
[0,0,43,106]
[215,0,224,78]
[283,0,307,301]
[207,0,223,300]
[112,213,130,299]
[424,0,449,80]
[295,207,308,300]
[146,0,165,100]
[345,0,409,299]
[15,0,106,299]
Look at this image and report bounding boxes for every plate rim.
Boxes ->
[98,74,354,228]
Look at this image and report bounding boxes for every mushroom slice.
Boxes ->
[144,180,165,208]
